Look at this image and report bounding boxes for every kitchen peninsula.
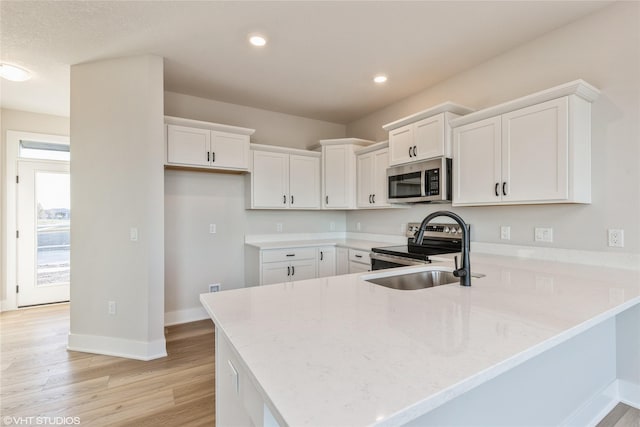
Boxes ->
[200,254,640,426]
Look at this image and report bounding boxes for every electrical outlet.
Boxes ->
[276,223,283,232]
[209,224,216,234]
[608,229,624,247]
[209,283,221,293]
[108,301,116,315]
[534,227,553,243]
[500,226,511,240]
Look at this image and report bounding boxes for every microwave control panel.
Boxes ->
[425,168,440,196]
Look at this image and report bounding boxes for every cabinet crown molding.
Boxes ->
[450,79,600,128]
[250,143,321,157]
[382,102,474,131]
[355,140,389,155]
[164,115,255,136]
[311,138,375,150]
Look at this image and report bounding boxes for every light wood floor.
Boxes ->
[0,303,215,426]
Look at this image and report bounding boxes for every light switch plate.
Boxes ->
[500,226,511,240]
[534,227,553,243]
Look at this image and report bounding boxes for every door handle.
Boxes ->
[408,146,413,157]
[320,251,323,261]
[291,266,295,276]
[291,195,294,205]
[283,195,287,204]
[502,182,507,196]
[212,152,215,162]
[495,183,499,197]
[369,194,372,203]
[287,266,290,276]
[413,146,417,157]
[207,152,210,162]
[325,195,329,204]
[372,194,376,203]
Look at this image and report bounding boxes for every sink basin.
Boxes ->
[365,269,484,290]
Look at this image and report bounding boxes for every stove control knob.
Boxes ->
[443,226,450,233]
[456,227,462,234]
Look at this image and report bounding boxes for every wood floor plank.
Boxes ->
[0,303,216,425]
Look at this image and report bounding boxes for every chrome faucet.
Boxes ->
[414,211,471,287]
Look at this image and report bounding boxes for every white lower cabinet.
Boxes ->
[216,329,282,427]
[259,248,317,285]
[348,249,371,273]
[317,246,336,278]
[336,247,349,275]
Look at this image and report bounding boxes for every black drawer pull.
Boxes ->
[355,254,363,258]
[286,254,295,257]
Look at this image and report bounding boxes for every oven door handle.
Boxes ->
[370,252,431,266]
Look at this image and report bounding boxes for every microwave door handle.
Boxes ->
[421,170,427,197]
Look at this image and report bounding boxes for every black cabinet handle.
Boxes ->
[320,251,324,261]
[212,152,215,162]
[291,266,295,276]
[207,152,210,162]
[325,195,329,204]
[495,183,499,197]
[408,146,413,157]
[291,195,294,205]
[283,195,286,204]
[287,266,290,276]
[286,254,295,257]
[413,146,417,157]
[355,254,363,258]
[369,194,372,203]
[372,194,376,203]
[502,182,507,196]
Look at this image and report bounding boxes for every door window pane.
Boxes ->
[36,172,70,287]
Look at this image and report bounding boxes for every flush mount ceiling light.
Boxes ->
[373,74,388,84]
[249,34,267,47]
[0,63,32,82]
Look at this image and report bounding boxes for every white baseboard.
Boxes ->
[562,380,640,427]
[164,307,209,326]
[67,333,167,361]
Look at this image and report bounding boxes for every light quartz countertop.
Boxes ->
[245,238,398,252]
[200,253,640,426]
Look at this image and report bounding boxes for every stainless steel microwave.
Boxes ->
[387,157,452,203]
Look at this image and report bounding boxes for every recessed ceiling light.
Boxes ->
[249,34,267,47]
[373,74,388,84]
[0,63,32,82]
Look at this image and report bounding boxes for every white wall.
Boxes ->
[1,109,70,310]
[69,55,166,360]
[346,2,640,254]
[163,93,348,322]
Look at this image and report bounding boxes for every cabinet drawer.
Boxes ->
[262,248,316,263]
[348,249,370,264]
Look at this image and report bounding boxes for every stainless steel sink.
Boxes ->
[365,269,484,290]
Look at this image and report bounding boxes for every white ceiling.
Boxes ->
[0,1,611,124]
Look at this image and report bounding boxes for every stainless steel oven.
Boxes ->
[370,222,466,270]
[387,157,452,203]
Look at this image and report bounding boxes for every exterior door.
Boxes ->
[17,160,71,306]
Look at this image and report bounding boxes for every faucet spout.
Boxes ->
[415,210,471,287]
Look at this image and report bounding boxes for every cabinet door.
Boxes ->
[290,259,317,282]
[211,131,249,170]
[317,247,336,278]
[372,148,390,206]
[501,98,568,203]
[388,125,414,166]
[452,116,502,205]
[356,152,374,208]
[166,124,211,166]
[289,155,320,209]
[414,114,445,160]
[336,247,349,275]
[252,151,289,209]
[261,261,291,285]
[323,145,352,208]
[349,261,370,274]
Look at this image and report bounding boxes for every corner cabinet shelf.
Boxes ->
[451,79,600,206]
[164,116,255,173]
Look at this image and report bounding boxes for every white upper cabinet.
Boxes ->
[452,80,600,206]
[165,116,254,172]
[248,145,320,209]
[383,103,474,166]
[317,138,375,209]
[357,142,391,208]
